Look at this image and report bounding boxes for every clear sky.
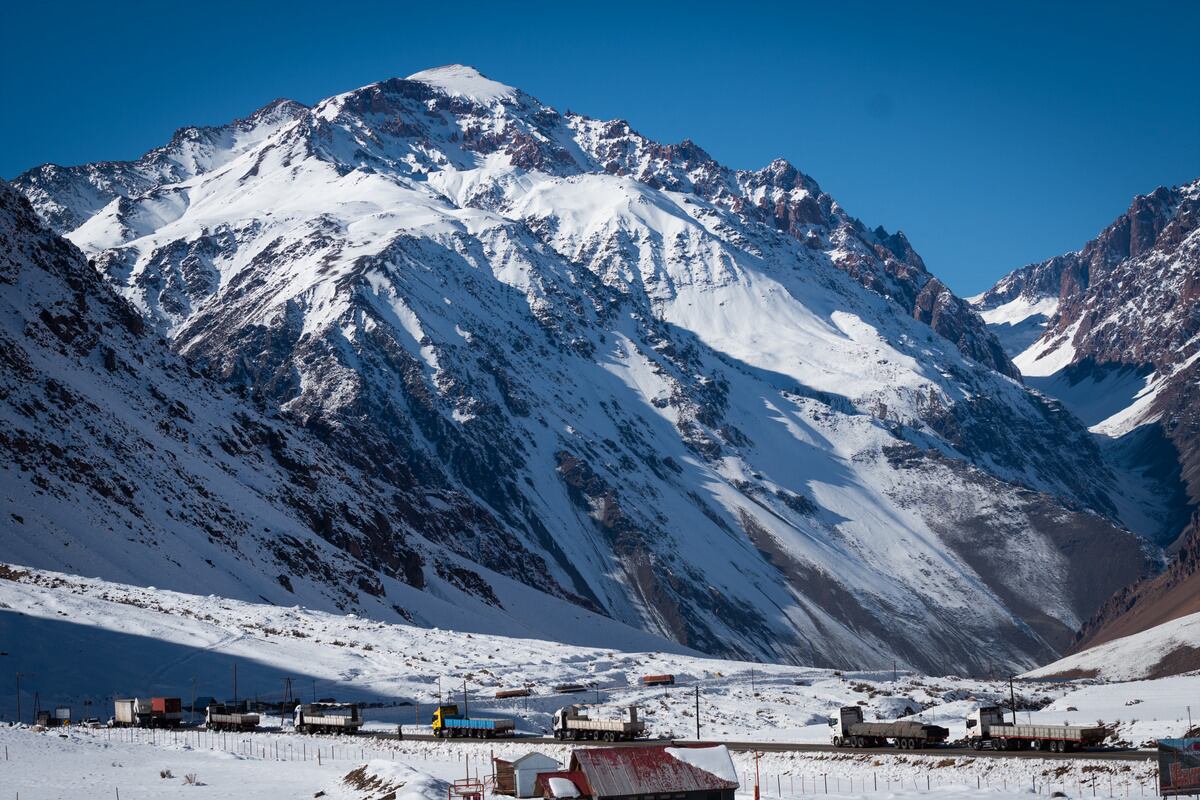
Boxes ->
[3,1,1197,295]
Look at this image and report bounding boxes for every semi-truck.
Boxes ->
[431,704,515,739]
[830,706,950,750]
[294,702,363,735]
[150,697,183,727]
[113,698,152,728]
[553,704,646,741]
[966,706,1107,752]
[205,703,261,731]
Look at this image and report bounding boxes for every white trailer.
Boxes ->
[294,702,363,734]
[552,704,645,741]
[205,704,260,731]
[967,706,1107,752]
[113,698,151,728]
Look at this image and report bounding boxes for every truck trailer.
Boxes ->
[150,697,183,727]
[294,702,363,735]
[113,698,152,728]
[553,704,645,741]
[830,706,949,750]
[431,704,515,739]
[966,706,1106,752]
[205,703,261,731]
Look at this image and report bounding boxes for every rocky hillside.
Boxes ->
[7,66,1154,673]
[974,178,1200,649]
[0,179,675,652]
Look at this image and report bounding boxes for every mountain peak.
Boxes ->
[404,64,516,104]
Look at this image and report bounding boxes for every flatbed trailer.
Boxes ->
[295,703,363,735]
[831,706,949,750]
[432,704,515,739]
[553,704,646,741]
[205,704,260,731]
[967,706,1106,753]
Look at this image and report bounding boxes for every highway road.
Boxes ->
[369,732,1155,762]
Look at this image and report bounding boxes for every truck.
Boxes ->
[830,706,950,750]
[205,703,261,731]
[113,698,152,728]
[150,697,183,727]
[553,704,645,741]
[431,704,515,739]
[641,674,675,687]
[294,702,363,735]
[966,706,1107,752]
[113,697,183,728]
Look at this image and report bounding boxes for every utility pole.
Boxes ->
[15,672,33,725]
[232,663,238,704]
[694,685,700,740]
[191,677,196,726]
[463,678,468,718]
[1009,676,1017,725]
[753,751,761,800]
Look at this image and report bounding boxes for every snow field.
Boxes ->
[3,566,1197,756]
[0,725,1160,800]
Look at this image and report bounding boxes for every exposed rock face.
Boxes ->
[7,66,1151,673]
[975,178,1200,652]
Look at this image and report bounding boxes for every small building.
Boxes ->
[536,771,590,800]
[560,745,739,800]
[494,752,561,797]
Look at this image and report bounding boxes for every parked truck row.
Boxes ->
[830,705,1110,752]
[99,695,1109,754]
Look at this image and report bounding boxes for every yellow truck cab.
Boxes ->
[431,704,460,734]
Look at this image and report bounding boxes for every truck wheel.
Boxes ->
[832,736,842,747]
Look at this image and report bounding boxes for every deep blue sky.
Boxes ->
[4,1,1197,294]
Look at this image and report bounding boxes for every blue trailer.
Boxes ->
[432,704,515,738]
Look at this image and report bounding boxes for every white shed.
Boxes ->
[495,752,560,798]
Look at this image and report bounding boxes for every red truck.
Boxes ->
[150,697,183,728]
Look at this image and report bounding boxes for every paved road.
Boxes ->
[370,733,1155,762]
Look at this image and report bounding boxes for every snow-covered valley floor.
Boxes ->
[0,725,1161,800]
[0,565,1192,798]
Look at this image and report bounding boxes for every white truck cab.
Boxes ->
[965,705,1008,738]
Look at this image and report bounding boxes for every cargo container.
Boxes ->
[553,704,645,741]
[554,683,587,694]
[966,706,1106,752]
[830,706,949,749]
[431,704,515,738]
[294,702,362,734]
[150,697,183,727]
[496,688,532,699]
[641,674,675,687]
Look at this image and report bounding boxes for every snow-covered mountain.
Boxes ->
[973,178,1200,650]
[7,66,1154,674]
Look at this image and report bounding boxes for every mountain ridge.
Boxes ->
[6,65,1153,674]
[974,177,1200,653]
